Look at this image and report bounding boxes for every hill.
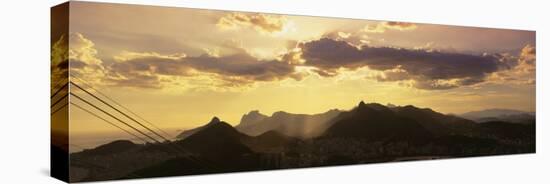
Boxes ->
[176,117,253,160]
[323,101,433,143]
[391,105,478,136]
[460,109,535,123]
[242,130,300,153]
[69,102,536,182]
[236,109,341,138]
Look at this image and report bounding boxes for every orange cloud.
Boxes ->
[487,45,536,85]
[217,13,288,35]
[67,33,106,85]
[104,49,307,89]
[384,21,417,30]
[517,44,536,73]
[51,34,69,84]
[363,21,417,33]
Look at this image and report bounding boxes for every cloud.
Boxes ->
[113,51,187,62]
[64,33,306,90]
[217,13,288,35]
[67,32,106,85]
[337,31,352,39]
[51,34,69,83]
[320,31,379,48]
[487,44,536,85]
[517,44,536,73]
[107,51,304,89]
[278,48,306,65]
[68,33,534,91]
[104,72,163,89]
[362,21,417,33]
[293,38,503,90]
[384,21,417,30]
[374,67,410,81]
[69,33,103,66]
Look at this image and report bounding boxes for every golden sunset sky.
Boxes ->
[55,2,535,136]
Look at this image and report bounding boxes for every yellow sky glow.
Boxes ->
[58,2,535,137]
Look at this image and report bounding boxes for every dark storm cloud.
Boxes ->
[296,38,503,89]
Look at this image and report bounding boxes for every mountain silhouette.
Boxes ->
[132,117,290,176]
[76,140,139,156]
[323,101,433,143]
[69,101,536,182]
[242,130,300,153]
[460,109,535,123]
[176,117,224,140]
[391,105,478,136]
[236,109,341,138]
[478,121,536,140]
[475,113,536,124]
[176,117,253,159]
[239,110,269,127]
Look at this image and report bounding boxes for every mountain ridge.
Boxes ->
[323,101,433,143]
[460,108,535,124]
[71,101,536,182]
[235,109,341,138]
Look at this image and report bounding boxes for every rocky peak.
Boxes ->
[208,116,221,124]
[238,110,268,127]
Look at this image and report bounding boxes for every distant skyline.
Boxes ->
[57,2,535,134]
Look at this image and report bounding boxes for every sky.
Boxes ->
[54,2,536,137]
